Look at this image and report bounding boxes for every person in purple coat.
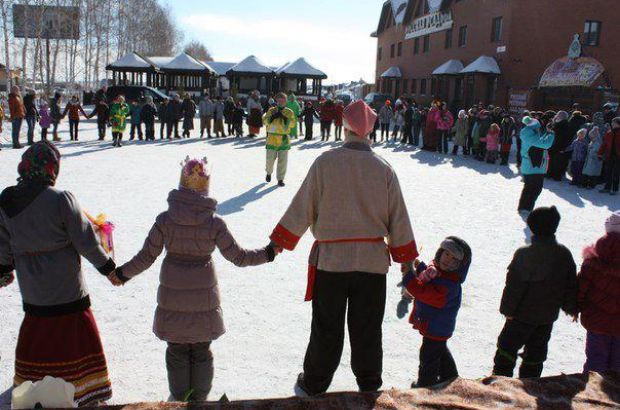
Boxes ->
[564,128,589,186]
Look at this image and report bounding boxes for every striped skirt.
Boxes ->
[14,308,112,406]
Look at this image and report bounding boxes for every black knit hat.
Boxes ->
[527,206,561,236]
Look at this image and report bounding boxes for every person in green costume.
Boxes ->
[109,95,130,148]
[286,93,301,139]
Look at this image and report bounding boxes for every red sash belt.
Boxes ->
[306,237,386,301]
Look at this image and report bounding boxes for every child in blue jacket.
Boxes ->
[401,236,472,388]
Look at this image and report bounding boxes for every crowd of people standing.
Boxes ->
[2,87,619,201]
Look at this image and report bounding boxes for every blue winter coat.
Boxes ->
[520,121,555,175]
[582,138,604,177]
[130,104,142,125]
[403,249,471,341]
[566,139,588,162]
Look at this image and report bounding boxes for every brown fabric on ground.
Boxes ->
[93,372,619,409]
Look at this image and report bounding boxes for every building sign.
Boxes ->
[13,5,80,40]
[539,56,605,88]
[508,89,530,116]
[405,10,453,40]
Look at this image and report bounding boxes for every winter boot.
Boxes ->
[278,180,285,187]
[266,174,272,183]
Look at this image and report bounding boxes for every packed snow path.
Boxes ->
[0,120,616,404]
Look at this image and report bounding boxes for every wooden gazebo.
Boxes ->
[106,52,162,87]
[226,55,276,96]
[276,57,326,99]
[157,53,215,94]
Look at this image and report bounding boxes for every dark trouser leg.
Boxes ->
[302,270,348,395]
[167,122,173,139]
[500,152,510,165]
[438,343,458,383]
[519,324,553,378]
[74,119,79,140]
[98,120,106,140]
[41,128,48,140]
[12,118,22,147]
[189,342,213,401]
[417,338,450,387]
[413,125,420,146]
[52,121,59,140]
[166,343,191,401]
[26,115,36,144]
[138,123,143,139]
[305,121,313,140]
[493,319,533,377]
[130,124,136,140]
[348,272,386,392]
[604,159,620,192]
[160,121,166,139]
[452,145,459,155]
[518,174,544,212]
[440,132,446,153]
[584,331,612,373]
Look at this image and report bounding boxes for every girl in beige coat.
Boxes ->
[113,157,277,402]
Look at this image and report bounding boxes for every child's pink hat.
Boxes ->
[605,211,620,234]
[343,100,377,138]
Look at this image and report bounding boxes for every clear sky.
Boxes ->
[162,0,383,85]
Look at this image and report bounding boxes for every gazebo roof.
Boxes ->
[160,53,214,73]
[461,56,501,75]
[107,52,155,70]
[207,61,236,76]
[432,59,464,75]
[227,55,275,75]
[277,58,327,79]
[148,56,174,68]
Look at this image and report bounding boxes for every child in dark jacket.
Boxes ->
[493,206,578,379]
[141,96,157,141]
[88,99,110,140]
[578,211,620,373]
[232,102,246,138]
[301,102,320,141]
[401,237,472,388]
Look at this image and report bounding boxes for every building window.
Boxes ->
[390,43,395,58]
[458,26,467,47]
[430,78,436,95]
[584,21,602,46]
[423,35,430,53]
[397,42,403,57]
[414,38,420,54]
[377,47,382,61]
[491,17,503,42]
[411,79,417,94]
[420,79,427,95]
[403,79,408,94]
[386,79,393,93]
[445,28,453,49]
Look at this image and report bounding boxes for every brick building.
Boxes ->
[373,0,620,114]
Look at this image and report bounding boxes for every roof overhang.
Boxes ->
[460,56,501,75]
[432,59,464,75]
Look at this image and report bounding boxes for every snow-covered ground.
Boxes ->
[0,119,617,404]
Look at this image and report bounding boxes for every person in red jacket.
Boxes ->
[62,96,88,141]
[333,100,344,141]
[578,211,620,373]
[319,99,336,141]
[598,117,620,195]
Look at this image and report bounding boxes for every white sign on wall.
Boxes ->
[405,10,453,40]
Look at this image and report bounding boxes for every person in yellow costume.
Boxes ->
[264,92,296,186]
